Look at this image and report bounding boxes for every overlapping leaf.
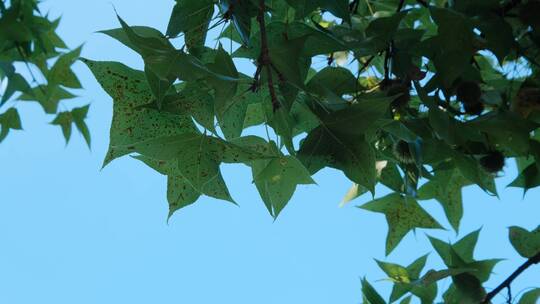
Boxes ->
[360,193,443,255]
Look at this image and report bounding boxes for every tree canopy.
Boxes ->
[2,0,540,302]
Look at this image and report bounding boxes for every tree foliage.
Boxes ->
[3,0,540,302]
[0,0,89,145]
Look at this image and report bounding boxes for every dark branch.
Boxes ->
[358,55,376,75]
[349,0,360,13]
[256,0,280,112]
[481,251,540,304]
[249,65,262,92]
[396,0,406,12]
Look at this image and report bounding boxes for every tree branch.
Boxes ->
[256,0,280,112]
[349,0,360,14]
[481,251,540,304]
[397,0,406,12]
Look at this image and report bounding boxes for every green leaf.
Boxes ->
[71,105,91,147]
[429,230,501,283]
[207,46,241,137]
[158,81,216,132]
[253,155,315,218]
[454,153,497,195]
[314,95,392,136]
[218,0,257,46]
[318,0,350,24]
[306,66,358,97]
[266,22,309,88]
[50,105,90,146]
[115,15,174,58]
[0,73,31,105]
[376,254,437,303]
[476,14,514,63]
[399,296,412,304]
[519,288,540,304]
[284,0,318,19]
[428,105,451,141]
[365,11,407,52]
[508,163,540,193]
[359,193,443,255]
[0,108,22,142]
[376,260,412,284]
[166,0,214,52]
[19,85,77,114]
[429,230,480,266]
[48,45,82,88]
[466,112,537,156]
[133,156,230,217]
[298,127,377,193]
[418,268,475,286]
[288,21,348,57]
[100,26,171,55]
[417,168,470,232]
[361,278,386,304]
[51,111,72,143]
[427,7,475,87]
[214,76,258,139]
[509,226,540,258]
[144,66,174,109]
[82,59,196,166]
[167,175,201,216]
[175,135,235,203]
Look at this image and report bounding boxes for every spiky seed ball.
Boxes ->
[392,140,415,164]
[464,102,485,116]
[480,151,505,173]
[387,84,411,108]
[456,81,482,105]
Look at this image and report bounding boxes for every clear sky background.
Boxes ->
[0,1,538,303]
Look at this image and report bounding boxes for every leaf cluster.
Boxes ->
[0,0,89,145]
[82,0,540,302]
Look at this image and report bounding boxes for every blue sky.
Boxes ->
[0,1,538,303]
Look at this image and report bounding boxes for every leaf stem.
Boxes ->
[256,0,280,112]
[481,251,540,304]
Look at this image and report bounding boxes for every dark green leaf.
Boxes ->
[509,226,540,258]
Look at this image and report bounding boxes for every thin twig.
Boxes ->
[15,44,48,97]
[382,0,405,81]
[481,251,540,304]
[249,65,262,92]
[349,0,360,13]
[383,45,391,80]
[358,55,376,74]
[256,0,280,112]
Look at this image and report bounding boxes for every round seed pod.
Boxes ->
[387,83,411,108]
[392,140,415,164]
[456,81,482,105]
[479,150,505,173]
[463,102,485,116]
